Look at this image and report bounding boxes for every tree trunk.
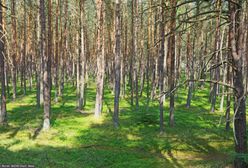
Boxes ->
[0,0,7,125]
[186,32,193,108]
[158,0,165,132]
[225,45,231,131]
[210,0,221,113]
[23,0,27,95]
[134,0,139,109]
[11,0,17,100]
[220,29,226,112]
[78,0,86,110]
[95,0,105,117]
[146,0,152,106]
[36,3,40,108]
[229,1,247,167]
[54,0,60,103]
[114,0,121,127]
[129,0,135,106]
[168,0,176,127]
[41,0,51,130]
[176,32,181,84]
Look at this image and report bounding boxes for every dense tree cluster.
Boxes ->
[0,0,247,167]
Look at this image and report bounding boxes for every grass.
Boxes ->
[0,80,246,168]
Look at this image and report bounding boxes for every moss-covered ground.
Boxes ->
[0,81,245,168]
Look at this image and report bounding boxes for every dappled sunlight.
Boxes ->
[0,82,246,167]
[0,0,247,167]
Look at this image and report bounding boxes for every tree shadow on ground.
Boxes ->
[73,99,233,167]
[0,83,238,167]
[0,144,177,168]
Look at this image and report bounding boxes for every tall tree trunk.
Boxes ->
[121,14,128,98]
[186,32,193,108]
[95,0,105,117]
[11,0,17,100]
[0,0,7,125]
[168,0,176,127]
[36,2,41,108]
[225,34,231,130]
[176,32,181,84]
[139,3,144,97]
[229,1,247,167]
[210,0,221,113]
[130,0,135,106]
[39,0,44,105]
[133,0,139,109]
[23,0,27,95]
[78,0,86,110]
[114,0,121,127]
[158,0,165,132]
[54,0,60,103]
[41,0,51,130]
[146,0,153,107]
[76,33,80,101]
[59,0,68,98]
[219,29,226,112]
[150,5,158,101]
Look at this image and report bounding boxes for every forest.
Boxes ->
[0,0,248,167]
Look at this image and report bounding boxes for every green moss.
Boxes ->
[0,81,245,168]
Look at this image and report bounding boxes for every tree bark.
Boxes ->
[186,32,193,108]
[95,0,105,117]
[168,0,176,127]
[229,1,247,167]
[54,0,60,103]
[114,0,121,127]
[158,0,165,132]
[78,0,86,110]
[22,0,27,95]
[0,0,7,125]
[11,0,17,100]
[36,1,41,108]
[225,34,231,130]
[41,0,51,130]
[210,0,221,113]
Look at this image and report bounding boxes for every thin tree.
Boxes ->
[158,0,165,132]
[225,31,231,131]
[210,0,221,113]
[130,0,134,106]
[22,0,27,95]
[114,0,121,127]
[11,0,17,100]
[133,0,139,109]
[41,0,51,130]
[186,32,193,108]
[78,0,86,110]
[95,0,105,117]
[54,0,60,103]
[36,0,41,108]
[168,0,176,127]
[0,0,7,125]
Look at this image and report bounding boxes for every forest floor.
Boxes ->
[0,81,243,168]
